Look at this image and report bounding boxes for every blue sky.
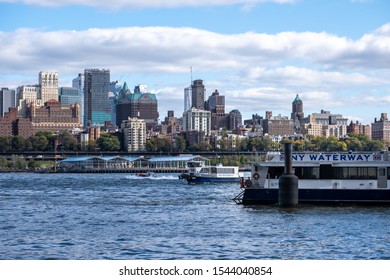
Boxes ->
[1,0,390,124]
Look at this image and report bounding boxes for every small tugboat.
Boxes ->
[235,151,390,205]
[181,163,242,184]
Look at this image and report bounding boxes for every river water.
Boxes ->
[0,172,389,260]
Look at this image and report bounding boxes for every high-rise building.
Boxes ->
[183,107,211,136]
[191,79,205,110]
[39,71,59,102]
[84,68,111,126]
[207,89,225,115]
[16,85,40,117]
[59,87,81,107]
[291,94,304,121]
[184,86,191,112]
[72,73,85,126]
[372,113,390,141]
[0,88,16,117]
[59,87,82,124]
[115,83,158,129]
[121,117,146,151]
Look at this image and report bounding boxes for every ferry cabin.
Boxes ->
[249,153,390,190]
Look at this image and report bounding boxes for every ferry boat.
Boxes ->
[235,151,390,205]
[179,158,206,181]
[180,163,242,184]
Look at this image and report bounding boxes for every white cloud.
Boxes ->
[0,0,298,9]
[1,24,390,122]
[241,66,387,89]
[1,25,390,77]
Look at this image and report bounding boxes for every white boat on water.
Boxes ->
[180,163,242,184]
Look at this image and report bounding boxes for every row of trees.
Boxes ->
[0,131,121,153]
[0,131,386,153]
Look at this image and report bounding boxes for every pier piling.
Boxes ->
[278,143,299,207]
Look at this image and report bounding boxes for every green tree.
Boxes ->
[0,156,8,169]
[29,134,49,151]
[0,136,12,152]
[11,136,26,152]
[86,140,98,151]
[97,134,121,151]
[58,131,79,151]
[365,140,384,151]
[174,136,186,152]
[146,138,172,152]
[345,136,362,151]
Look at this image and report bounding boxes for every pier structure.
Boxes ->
[58,155,208,173]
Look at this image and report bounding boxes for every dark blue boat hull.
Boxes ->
[242,188,390,205]
[187,177,241,184]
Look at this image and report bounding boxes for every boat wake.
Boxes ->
[125,174,179,180]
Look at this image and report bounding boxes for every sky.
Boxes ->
[0,0,389,125]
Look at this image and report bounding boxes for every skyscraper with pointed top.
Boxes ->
[291,94,304,121]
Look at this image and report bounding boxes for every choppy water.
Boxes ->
[0,172,389,260]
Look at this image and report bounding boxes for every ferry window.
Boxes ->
[334,167,377,179]
[201,167,210,173]
[268,167,284,179]
[349,167,358,179]
[379,168,385,177]
[320,164,333,179]
[334,167,347,179]
[367,168,376,179]
[294,167,319,179]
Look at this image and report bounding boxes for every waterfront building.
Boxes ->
[184,130,206,147]
[0,108,33,138]
[0,108,18,137]
[39,71,59,103]
[262,114,294,137]
[84,68,111,127]
[323,124,347,138]
[26,99,82,133]
[347,120,371,139]
[371,113,390,141]
[16,85,40,117]
[161,111,182,138]
[183,107,211,136]
[0,88,16,117]
[15,71,59,118]
[88,126,101,142]
[121,117,146,152]
[191,79,205,110]
[304,110,348,126]
[303,122,323,137]
[115,83,159,129]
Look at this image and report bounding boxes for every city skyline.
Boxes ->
[1,0,390,124]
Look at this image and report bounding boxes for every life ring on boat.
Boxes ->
[244,179,252,188]
[253,173,260,180]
